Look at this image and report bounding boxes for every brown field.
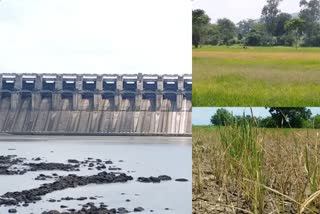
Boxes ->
[193,126,320,214]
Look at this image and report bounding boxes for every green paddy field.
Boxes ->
[193,46,320,106]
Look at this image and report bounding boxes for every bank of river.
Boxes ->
[0,136,191,213]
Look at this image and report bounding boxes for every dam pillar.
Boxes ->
[76,75,83,91]
[0,75,2,89]
[176,91,183,111]
[135,74,143,110]
[177,76,184,111]
[35,75,42,90]
[73,93,80,111]
[55,75,63,91]
[156,77,163,110]
[96,76,103,91]
[115,76,123,110]
[93,94,101,110]
[11,92,20,110]
[32,92,41,110]
[52,93,61,110]
[14,75,22,90]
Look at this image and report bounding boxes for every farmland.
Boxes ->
[193,46,320,106]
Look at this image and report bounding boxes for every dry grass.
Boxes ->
[193,125,320,214]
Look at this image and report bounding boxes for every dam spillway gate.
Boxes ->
[0,73,192,136]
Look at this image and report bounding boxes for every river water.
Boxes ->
[0,135,191,214]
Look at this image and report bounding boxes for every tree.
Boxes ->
[285,18,305,49]
[237,19,255,35]
[211,108,234,126]
[192,9,210,48]
[268,107,312,128]
[274,13,292,37]
[245,30,262,46]
[217,18,236,45]
[299,0,320,46]
[204,24,220,45]
[259,116,277,128]
[313,115,320,128]
[261,0,283,35]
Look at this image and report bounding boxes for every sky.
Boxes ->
[193,107,320,125]
[0,0,191,75]
[192,0,301,23]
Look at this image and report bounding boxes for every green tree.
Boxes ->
[204,24,220,45]
[211,108,234,126]
[268,107,312,128]
[274,13,292,37]
[261,0,283,35]
[217,18,236,45]
[313,115,320,128]
[299,0,320,46]
[192,9,210,48]
[285,18,305,49]
[259,116,277,128]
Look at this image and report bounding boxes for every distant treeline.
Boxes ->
[193,0,320,48]
[211,108,320,128]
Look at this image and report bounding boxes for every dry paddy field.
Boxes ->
[193,125,320,214]
[193,46,320,106]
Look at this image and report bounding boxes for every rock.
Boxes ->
[134,207,144,212]
[8,209,17,213]
[67,159,79,164]
[76,197,87,201]
[137,175,172,183]
[175,178,189,182]
[0,172,133,206]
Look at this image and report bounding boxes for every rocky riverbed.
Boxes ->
[0,136,191,213]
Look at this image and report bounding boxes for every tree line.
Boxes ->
[193,0,320,48]
[211,108,320,128]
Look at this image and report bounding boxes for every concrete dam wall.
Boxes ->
[0,73,192,136]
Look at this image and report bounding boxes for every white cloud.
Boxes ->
[0,0,191,75]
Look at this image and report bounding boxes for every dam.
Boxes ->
[0,73,192,136]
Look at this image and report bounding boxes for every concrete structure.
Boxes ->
[0,73,192,136]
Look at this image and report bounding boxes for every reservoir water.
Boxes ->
[0,135,191,214]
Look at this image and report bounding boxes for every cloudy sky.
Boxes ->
[192,0,301,23]
[0,0,191,75]
[193,107,320,125]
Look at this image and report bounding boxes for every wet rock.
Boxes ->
[175,178,189,182]
[76,197,87,201]
[8,208,17,213]
[134,207,144,212]
[67,159,79,164]
[26,162,79,172]
[137,175,172,183]
[108,166,121,170]
[0,172,133,206]
[158,175,172,181]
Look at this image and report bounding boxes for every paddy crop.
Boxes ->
[193,46,320,106]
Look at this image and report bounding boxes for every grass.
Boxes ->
[193,46,320,106]
[193,124,320,213]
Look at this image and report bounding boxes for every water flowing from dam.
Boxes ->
[0,97,192,135]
